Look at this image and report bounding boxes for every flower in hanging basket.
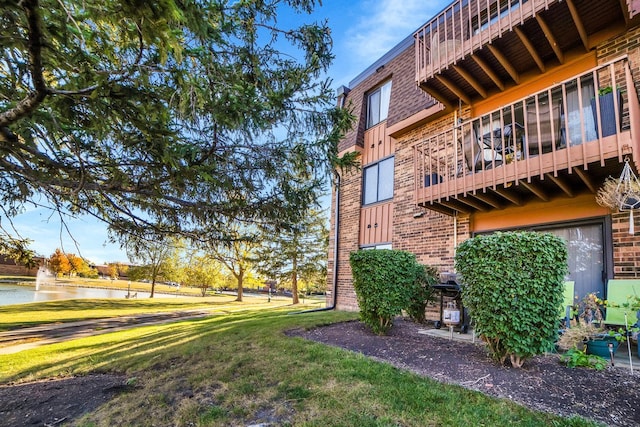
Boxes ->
[596,159,640,234]
[596,177,621,210]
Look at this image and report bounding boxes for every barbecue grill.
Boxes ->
[432,272,469,333]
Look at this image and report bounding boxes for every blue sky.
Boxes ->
[9,0,449,264]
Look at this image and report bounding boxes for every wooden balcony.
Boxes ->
[413,58,640,215]
[414,0,632,107]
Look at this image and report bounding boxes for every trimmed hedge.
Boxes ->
[455,231,567,367]
[405,264,438,323]
[350,250,434,335]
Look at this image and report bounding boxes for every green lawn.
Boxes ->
[0,296,295,331]
[0,302,597,426]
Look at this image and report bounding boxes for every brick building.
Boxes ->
[328,0,640,313]
[0,255,44,277]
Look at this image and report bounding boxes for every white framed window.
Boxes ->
[363,157,394,205]
[367,80,392,128]
[362,243,392,250]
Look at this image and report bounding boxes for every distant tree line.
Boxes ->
[40,208,329,303]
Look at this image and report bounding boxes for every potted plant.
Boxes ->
[591,86,623,138]
[557,293,622,358]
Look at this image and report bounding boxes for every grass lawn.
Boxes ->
[0,296,296,331]
[0,301,596,426]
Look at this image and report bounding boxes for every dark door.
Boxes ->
[544,223,605,301]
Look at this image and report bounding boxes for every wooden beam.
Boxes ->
[420,202,457,217]
[573,167,597,193]
[439,199,472,214]
[418,84,453,110]
[620,0,631,26]
[434,75,472,105]
[514,27,545,73]
[452,64,487,99]
[486,44,520,84]
[545,173,575,198]
[471,192,503,209]
[490,187,522,206]
[536,14,564,64]
[456,195,489,212]
[519,180,549,201]
[566,0,589,51]
[470,54,505,91]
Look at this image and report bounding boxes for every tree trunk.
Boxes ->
[235,269,244,302]
[292,258,299,304]
[150,279,156,298]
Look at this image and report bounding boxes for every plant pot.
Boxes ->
[585,336,619,358]
[424,173,442,187]
[591,90,623,138]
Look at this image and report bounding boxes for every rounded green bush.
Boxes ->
[454,231,567,367]
[350,250,433,335]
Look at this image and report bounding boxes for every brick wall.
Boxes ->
[612,211,640,278]
[338,45,435,153]
[385,48,437,128]
[0,255,43,277]
[0,263,38,277]
[331,19,640,312]
[599,27,640,278]
[391,112,473,320]
[327,165,364,311]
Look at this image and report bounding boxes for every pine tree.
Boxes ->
[257,208,328,304]
[0,0,356,250]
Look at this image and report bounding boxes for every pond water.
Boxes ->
[0,283,181,306]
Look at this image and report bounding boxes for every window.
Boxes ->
[362,243,392,250]
[367,81,392,128]
[363,157,394,204]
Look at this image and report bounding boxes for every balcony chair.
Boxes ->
[459,124,503,172]
[429,30,462,71]
[525,100,564,155]
[559,281,575,329]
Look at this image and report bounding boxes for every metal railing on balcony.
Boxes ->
[414,0,558,83]
[414,57,640,208]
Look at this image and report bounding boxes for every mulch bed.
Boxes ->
[288,318,640,427]
[0,374,128,427]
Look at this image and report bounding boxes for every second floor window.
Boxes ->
[367,80,392,128]
[363,157,394,205]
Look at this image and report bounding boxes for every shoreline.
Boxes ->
[0,280,198,298]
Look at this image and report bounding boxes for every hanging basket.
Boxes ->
[596,158,640,234]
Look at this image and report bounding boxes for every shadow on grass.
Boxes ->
[0,297,279,331]
[0,308,347,383]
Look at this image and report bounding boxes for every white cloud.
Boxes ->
[345,0,447,66]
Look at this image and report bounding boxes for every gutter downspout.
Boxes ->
[290,170,340,314]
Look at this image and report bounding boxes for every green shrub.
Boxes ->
[350,250,430,335]
[561,348,608,370]
[406,265,438,323]
[454,231,567,368]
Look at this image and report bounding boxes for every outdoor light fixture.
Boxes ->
[608,341,615,366]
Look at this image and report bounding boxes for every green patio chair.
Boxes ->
[559,281,575,327]
[604,279,640,326]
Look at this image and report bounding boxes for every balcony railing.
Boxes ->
[414,0,558,83]
[413,57,640,212]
